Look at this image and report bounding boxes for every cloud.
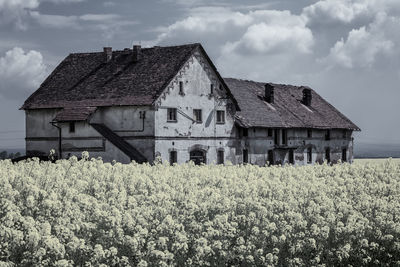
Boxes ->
[303,0,400,25]
[323,12,398,68]
[0,0,85,29]
[0,47,48,100]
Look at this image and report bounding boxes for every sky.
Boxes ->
[0,0,399,149]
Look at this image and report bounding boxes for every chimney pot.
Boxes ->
[133,45,141,62]
[302,87,312,106]
[103,47,112,62]
[264,83,274,103]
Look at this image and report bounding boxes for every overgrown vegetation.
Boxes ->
[1,155,400,266]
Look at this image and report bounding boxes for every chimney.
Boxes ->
[103,47,112,62]
[264,83,274,103]
[133,45,141,62]
[302,87,312,106]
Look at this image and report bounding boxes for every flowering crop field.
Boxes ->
[1,157,400,266]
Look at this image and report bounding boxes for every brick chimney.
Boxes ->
[103,47,112,62]
[133,45,141,62]
[264,83,274,104]
[302,87,312,106]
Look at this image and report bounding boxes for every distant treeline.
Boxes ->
[0,151,22,160]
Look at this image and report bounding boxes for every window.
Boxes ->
[243,128,248,137]
[343,130,347,139]
[243,149,248,164]
[167,108,177,122]
[274,129,279,144]
[169,151,177,165]
[307,147,312,163]
[289,150,294,164]
[216,110,225,124]
[282,129,287,145]
[307,129,312,138]
[342,148,347,162]
[217,150,224,164]
[210,84,214,95]
[268,129,273,137]
[193,109,202,123]
[325,147,331,163]
[179,81,184,95]
[325,130,331,141]
[268,150,274,165]
[69,122,75,133]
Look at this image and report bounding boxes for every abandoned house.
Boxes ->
[21,43,360,165]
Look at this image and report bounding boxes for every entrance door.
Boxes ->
[190,150,206,165]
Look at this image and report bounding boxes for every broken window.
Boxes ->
[179,81,184,95]
[307,129,312,138]
[216,110,225,124]
[243,149,249,164]
[69,122,75,133]
[169,150,177,165]
[167,108,177,122]
[282,129,287,145]
[307,147,312,163]
[325,130,331,141]
[342,148,347,162]
[193,109,202,123]
[325,147,331,163]
[217,150,224,164]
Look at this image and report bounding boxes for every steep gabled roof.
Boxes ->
[22,43,239,110]
[224,78,360,130]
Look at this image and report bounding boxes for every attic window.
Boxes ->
[179,81,184,95]
[210,84,214,95]
[69,122,75,133]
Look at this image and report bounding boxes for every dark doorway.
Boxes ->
[342,148,347,162]
[190,150,206,165]
[325,148,331,163]
[268,150,274,165]
[243,149,249,164]
[289,149,294,164]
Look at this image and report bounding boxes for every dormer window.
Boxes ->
[179,81,184,95]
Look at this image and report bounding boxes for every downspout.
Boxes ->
[50,121,62,159]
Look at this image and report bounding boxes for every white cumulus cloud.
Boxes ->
[0,47,48,100]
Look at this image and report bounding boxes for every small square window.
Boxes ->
[179,81,184,95]
[216,110,225,124]
[193,109,202,123]
[167,108,177,122]
[69,122,75,133]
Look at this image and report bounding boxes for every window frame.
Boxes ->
[193,109,202,123]
[167,108,177,122]
[216,110,225,124]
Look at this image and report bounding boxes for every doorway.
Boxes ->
[190,150,206,165]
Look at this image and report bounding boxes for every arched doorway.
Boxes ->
[190,150,206,165]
